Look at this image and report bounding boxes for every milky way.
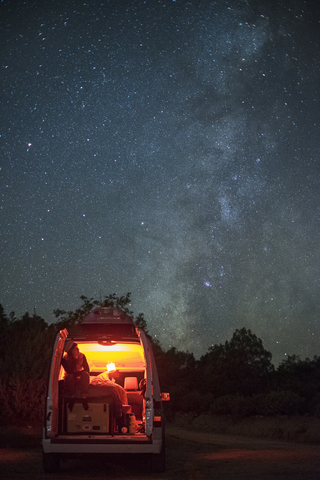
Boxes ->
[1,0,319,364]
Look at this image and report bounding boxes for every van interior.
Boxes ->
[58,340,148,435]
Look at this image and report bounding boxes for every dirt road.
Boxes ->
[0,423,319,479]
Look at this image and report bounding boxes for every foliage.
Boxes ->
[53,292,151,335]
[0,309,56,421]
[0,312,55,379]
[254,390,305,416]
[134,312,149,336]
[208,394,256,417]
[180,391,214,414]
[0,304,10,360]
[198,328,274,397]
[154,347,197,392]
[208,390,305,418]
[53,295,100,330]
[0,377,47,421]
[0,297,319,422]
[273,355,320,406]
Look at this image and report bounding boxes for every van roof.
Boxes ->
[73,307,139,342]
[82,307,134,325]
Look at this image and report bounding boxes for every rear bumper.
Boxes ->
[42,435,162,454]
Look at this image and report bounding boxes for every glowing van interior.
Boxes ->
[58,341,146,380]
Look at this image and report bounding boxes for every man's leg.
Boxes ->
[78,371,90,410]
[64,374,76,411]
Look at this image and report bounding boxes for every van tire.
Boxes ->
[151,427,166,473]
[42,451,61,473]
[151,444,165,472]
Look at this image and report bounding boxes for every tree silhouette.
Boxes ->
[0,304,9,359]
[53,292,157,340]
[274,354,320,413]
[0,308,56,420]
[199,327,274,397]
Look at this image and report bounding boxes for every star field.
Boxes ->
[1,0,319,364]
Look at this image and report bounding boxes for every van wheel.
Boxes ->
[151,433,166,473]
[151,446,165,473]
[42,451,61,473]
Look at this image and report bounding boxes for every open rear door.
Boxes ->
[45,328,68,437]
[139,330,154,436]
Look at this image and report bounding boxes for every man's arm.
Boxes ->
[82,354,90,374]
[61,357,73,374]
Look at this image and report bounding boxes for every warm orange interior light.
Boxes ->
[107,362,116,373]
[76,342,146,372]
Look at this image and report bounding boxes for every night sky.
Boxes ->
[1,0,319,365]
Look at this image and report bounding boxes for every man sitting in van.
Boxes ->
[61,340,90,411]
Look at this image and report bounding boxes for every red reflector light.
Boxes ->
[161,392,170,401]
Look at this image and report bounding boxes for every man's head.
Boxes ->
[65,340,79,358]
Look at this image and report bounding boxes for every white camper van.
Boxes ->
[42,307,169,473]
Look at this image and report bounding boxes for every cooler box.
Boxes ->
[67,402,110,434]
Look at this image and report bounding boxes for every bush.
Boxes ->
[309,393,320,417]
[180,391,202,412]
[1,377,47,421]
[180,391,214,414]
[209,395,235,415]
[209,394,255,418]
[230,395,256,418]
[0,312,55,422]
[255,390,305,416]
[207,391,306,418]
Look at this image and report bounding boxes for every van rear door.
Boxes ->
[45,328,68,437]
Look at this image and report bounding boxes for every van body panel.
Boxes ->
[46,328,68,437]
[42,437,162,454]
[42,310,168,472]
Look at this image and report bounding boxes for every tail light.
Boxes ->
[161,392,170,401]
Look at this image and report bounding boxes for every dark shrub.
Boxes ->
[209,395,235,415]
[255,390,304,416]
[230,394,256,418]
[180,391,214,414]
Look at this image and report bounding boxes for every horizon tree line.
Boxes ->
[0,295,319,421]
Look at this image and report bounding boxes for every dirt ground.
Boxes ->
[0,418,319,479]
[173,412,320,444]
